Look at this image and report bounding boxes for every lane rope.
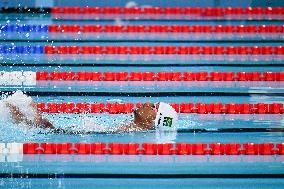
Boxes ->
[0,142,283,155]
[36,102,284,114]
[1,24,282,34]
[1,71,283,86]
[1,45,283,58]
[47,25,284,33]
[36,71,284,81]
[51,7,284,21]
[44,45,284,55]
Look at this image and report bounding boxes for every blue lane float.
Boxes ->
[0,25,48,32]
[0,45,44,54]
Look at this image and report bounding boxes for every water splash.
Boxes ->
[0,91,198,143]
[125,1,138,8]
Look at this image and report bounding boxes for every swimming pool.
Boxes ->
[0,1,284,189]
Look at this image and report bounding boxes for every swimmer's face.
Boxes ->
[133,102,157,129]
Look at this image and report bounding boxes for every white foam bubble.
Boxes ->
[125,1,138,8]
[0,72,11,85]
[23,71,36,85]
[81,116,107,132]
[9,71,23,85]
[0,100,11,122]
[106,99,123,103]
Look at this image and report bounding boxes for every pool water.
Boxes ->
[0,1,284,189]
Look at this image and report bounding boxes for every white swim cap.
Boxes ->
[154,102,178,130]
[154,102,178,143]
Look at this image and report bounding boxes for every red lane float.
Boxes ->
[44,46,284,55]
[51,7,284,16]
[48,24,284,33]
[36,71,284,81]
[23,142,284,155]
[36,102,284,114]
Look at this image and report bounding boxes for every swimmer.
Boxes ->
[0,91,178,134]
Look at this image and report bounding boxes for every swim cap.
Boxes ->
[154,102,178,143]
[154,102,178,130]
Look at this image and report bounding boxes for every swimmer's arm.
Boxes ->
[6,103,26,124]
[30,102,54,129]
[6,102,54,129]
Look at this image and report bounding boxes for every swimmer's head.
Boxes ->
[133,102,178,130]
[133,102,157,130]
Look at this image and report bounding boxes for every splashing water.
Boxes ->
[0,91,44,141]
[125,1,138,8]
[0,91,197,143]
[0,91,35,122]
[0,91,133,141]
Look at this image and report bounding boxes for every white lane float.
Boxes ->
[0,71,36,86]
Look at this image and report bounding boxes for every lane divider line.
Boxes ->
[36,102,284,114]
[36,71,284,81]
[44,46,284,55]
[1,143,283,155]
[51,7,284,20]
[47,25,284,33]
[0,71,36,85]
[2,7,283,20]
[0,142,281,155]
[1,24,283,34]
[1,71,283,86]
[1,46,283,59]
